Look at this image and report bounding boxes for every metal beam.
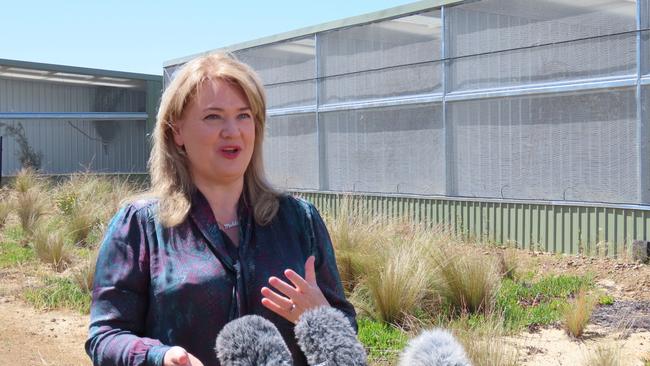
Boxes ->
[0,112,148,120]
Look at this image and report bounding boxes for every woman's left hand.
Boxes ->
[261,256,330,323]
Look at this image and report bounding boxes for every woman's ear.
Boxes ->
[171,120,184,147]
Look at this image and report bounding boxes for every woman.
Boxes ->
[85,53,356,366]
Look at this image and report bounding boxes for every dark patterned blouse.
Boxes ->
[85,190,356,366]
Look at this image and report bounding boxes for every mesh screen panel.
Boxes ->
[263,113,318,189]
[234,38,316,109]
[234,38,315,84]
[317,12,441,105]
[448,88,639,204]
[321,104,444,194]
[319,61,441,104]
[446,0,637,58]
[449,32,636,92]
[266,80,316,109]
[163,64,181,89]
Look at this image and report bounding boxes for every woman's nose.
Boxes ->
[220,118,240,138]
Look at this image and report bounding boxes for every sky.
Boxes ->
[1,0,416,76]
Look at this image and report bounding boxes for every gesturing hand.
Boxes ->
[163,346,205,366]
[261,256,330,324]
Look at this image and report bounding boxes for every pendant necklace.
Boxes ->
[222,220,239,230]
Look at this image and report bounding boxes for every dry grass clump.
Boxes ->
[55,173,141,246]
[583,345,621,366]
[13,168,42,193]
[32,225,72,272]
[0,193,11,229]
[564,289,595,338]
[431,245,501,315]
[326,198,387,293]
[497,248,519,280]
[455,320,519,366]
[15,187,48,237]
[72,249,99,293]
[366,242,430,324]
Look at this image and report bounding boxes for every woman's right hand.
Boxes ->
[163,346,205,366]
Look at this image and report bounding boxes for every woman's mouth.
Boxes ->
[220,146,241,159]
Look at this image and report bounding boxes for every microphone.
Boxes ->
[215,315,293,366]
[397,329,471,366]
[294,306,367,366]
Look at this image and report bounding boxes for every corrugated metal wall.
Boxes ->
[297,191,650,257]
[0,76,151,174]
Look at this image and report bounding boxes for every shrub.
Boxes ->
[564,289,595,338]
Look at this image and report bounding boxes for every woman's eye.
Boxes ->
[204,114,222,121]
[237,113,252,120]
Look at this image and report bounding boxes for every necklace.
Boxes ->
[222,220,239,230]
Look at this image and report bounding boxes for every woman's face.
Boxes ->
[173,79,256,188]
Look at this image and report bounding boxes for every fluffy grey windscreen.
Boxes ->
[215,315,292,366]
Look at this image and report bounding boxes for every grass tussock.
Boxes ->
[584,345,621,366]
[72,249,98,293]
[0,199,10,229]
[455,320,519,366]
[32,225,72,272]
[15,188,48,237]
[431,247,501,315]
[564,289,595,338]
[366,243,430,324]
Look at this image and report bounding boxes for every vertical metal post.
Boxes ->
[637,0,647,204]
[315,33,328,191]
[441,5,453,196]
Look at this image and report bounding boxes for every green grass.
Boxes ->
[0,240,35,267]
[497,275,593,331]
[24,276,92,314]
[357,317,408,365]
[598,294,615,305]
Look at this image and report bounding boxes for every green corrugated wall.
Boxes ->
[294,191,650,257]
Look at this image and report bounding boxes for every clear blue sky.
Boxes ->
[1,0,415,76]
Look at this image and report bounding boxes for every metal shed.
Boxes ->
[164,0,650,256]
[0,58,162,177]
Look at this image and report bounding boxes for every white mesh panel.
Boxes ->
[449,32,637,92]
[321,104,444,194]
[446,0,637,58]
[448,89,639,204]
[318,11,441,104]
[263,113,318,190]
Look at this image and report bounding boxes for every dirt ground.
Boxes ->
[0,249,649,366]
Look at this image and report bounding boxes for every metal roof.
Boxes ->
[0,58,161,89]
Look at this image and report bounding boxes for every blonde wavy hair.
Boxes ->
[148,52,280,227]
